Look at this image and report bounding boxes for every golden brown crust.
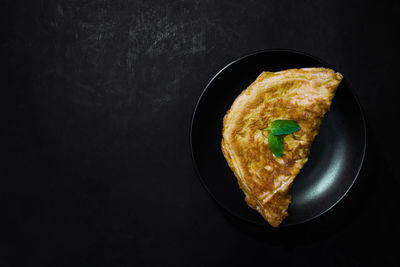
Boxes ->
[221,68,342,227]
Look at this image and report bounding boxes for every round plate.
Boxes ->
[190,49,366,226]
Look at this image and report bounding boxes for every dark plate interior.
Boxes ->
[190,50,366,226]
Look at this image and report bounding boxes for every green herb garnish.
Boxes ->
[270,120,301,135]
[262,120,300,158]
[267,133,283,158]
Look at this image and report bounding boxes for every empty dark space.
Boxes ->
[2,0,400,266]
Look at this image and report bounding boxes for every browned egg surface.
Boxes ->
[221,68,343,227]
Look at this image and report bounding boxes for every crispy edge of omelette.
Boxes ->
[221,68,343,227]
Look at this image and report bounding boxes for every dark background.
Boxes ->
[2,0,400,266]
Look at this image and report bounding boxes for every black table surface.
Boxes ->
[2,1,400,266]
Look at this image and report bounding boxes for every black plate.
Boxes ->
[190,50,366,226]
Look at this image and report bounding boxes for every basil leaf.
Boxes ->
[270,120,300,135]
[268,133,283,158]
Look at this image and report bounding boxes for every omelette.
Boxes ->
[221,68,343,227]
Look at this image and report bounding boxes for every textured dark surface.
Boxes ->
[2,0,400,266]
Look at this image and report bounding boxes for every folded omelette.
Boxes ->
[221,68,343,227]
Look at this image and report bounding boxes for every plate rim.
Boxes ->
[190,48,367,226]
